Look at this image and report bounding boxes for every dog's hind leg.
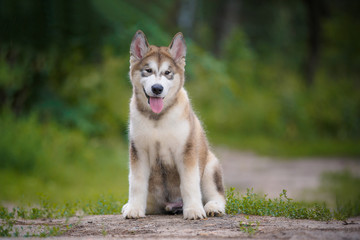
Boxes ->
[201,151,226,217]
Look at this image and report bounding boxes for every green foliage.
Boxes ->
[0,194,123,237]
[0,194,124,222]
[0,188,345,237]
[0,112,42,172]
[0,111,129,203]
[47,52,132,136]
[0,218,69,238]
[183,28,360,156]
[1,187,351,237]
[0,2,358,237]
[0,0,359,157]
[212,135,360,157]
[226,188,333,221]
[1,1,359,157]
[82,195,124,215]
[0,223,12,237]
[321,171,360,220]
[0,206,14,237]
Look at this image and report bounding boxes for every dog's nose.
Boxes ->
[151,84,163,95]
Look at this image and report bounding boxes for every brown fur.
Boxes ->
[147,141,181,213]
[130,141,138,166]
[131,45,185,121]
[213,167,225,195]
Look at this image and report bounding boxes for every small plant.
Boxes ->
[226,188,334,221]
[40,226,62,237]
[101,225,108,236]
[0,224,12,237]
[0,187,354,237]
[0,206,15,237]
[239,215,260,236]
[0,197,80,237]
[83,195,124,215]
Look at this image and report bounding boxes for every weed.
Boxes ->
[321,171,360,221]
[82,194,124,215]
[239,215,260,236]
[0,224,12,237]
[0,207,15,237]
[0,187,354,237]
[226,188,333,221]
[13,227,19,237]
[101,225,108,236]
[42,226,62,237]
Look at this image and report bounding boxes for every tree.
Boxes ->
[303,0,327,85]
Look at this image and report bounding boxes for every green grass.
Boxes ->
[0,112,129,204]
[0,194,125,237]
[321,171,360,220]
[210,133,360,157]
[1,184,358,237]
[226,188,333,221]
[0,146,129,205]
[0,103,359,237]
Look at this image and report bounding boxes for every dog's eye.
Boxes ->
[145,69,152,73]
[165,70,171,75]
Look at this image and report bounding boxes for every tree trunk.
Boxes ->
[177,0,197,38]
[213,0,241,57]
[303,0,326,86]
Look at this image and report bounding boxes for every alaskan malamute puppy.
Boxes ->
[122,30,225,220]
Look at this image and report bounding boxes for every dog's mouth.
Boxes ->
[143,87,164,114]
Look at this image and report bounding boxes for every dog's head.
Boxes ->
[129,30,186,114]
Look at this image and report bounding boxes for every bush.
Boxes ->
[0,111,129,203]
[0,112,42,172]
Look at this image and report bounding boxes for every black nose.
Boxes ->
[151,84,163,95]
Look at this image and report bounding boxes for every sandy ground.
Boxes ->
[217,147,360,200]
[5,148,360,239]
[7,215,360,239]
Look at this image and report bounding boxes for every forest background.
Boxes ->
[0,0,359,204]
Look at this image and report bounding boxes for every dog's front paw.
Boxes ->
[183,206,206,220]
[204,200,225,217]
[121,203,145,219]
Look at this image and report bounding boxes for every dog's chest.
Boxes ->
[130,107,190,166]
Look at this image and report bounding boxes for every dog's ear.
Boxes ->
[169,32,186,62]
[130,30,149,60]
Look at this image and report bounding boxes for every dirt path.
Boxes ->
[217,147,360,200]
[7,148,360,239]
[10,215,360,239]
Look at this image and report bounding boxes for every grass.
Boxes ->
[321,171,360,220]
[226,188,333,221]
[1,185,357,237]
[0,194,125,237]
[0,108,359,237]
[0,112,129,204]
[210,133,360,158]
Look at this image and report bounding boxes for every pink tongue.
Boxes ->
[149,97,163,113]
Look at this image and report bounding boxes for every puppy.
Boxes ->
[122,30,225,220]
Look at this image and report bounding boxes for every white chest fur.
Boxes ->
[129,100,190,167]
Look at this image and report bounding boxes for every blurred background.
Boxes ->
[0,0,359,205]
